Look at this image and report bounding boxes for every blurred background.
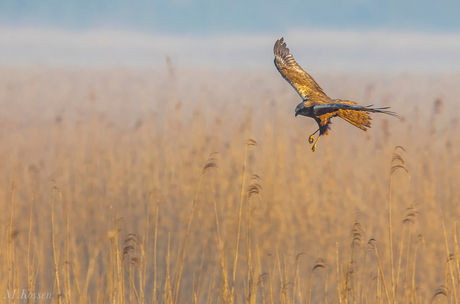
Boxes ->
[1,1,460,304]
[1,0,460,72]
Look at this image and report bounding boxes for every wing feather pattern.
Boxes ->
[313,103,399,117]
[274,37,329,106]
[314,101,399,131]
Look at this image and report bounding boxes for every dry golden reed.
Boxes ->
[0,66,459,303]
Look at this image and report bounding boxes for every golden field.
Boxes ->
[0,66,459,304]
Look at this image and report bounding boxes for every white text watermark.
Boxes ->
[4,289,52,300]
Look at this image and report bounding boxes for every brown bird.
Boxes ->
[274,37,398,152]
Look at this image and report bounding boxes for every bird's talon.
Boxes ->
[308,135,314,144]
[311,145,316,152]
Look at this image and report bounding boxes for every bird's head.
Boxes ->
[295,102,307,117]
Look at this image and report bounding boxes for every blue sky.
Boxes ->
[1,0,460,34]
[1,0,460,71]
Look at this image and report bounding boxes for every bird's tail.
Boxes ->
[315,99,399,131]
[334,99,387,131]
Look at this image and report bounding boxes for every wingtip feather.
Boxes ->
[274,37,289,57]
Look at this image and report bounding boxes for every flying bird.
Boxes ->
[273,37,398,152]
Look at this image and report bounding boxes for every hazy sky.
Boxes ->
[2,0,460,34]
[1,0,459,71]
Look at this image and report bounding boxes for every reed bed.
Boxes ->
[0,66,459,303]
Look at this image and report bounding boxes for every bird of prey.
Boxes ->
[274,37,398,152]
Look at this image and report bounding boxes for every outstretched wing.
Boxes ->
[274,37,329,106]
[313,102,399,131]
[313,103,399,118]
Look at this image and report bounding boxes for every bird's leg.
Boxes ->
[311,135,321,152]
[308,129,319,144]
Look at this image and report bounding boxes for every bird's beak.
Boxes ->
[295,110,299,117]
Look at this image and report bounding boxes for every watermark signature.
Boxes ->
[4,289,52,300]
